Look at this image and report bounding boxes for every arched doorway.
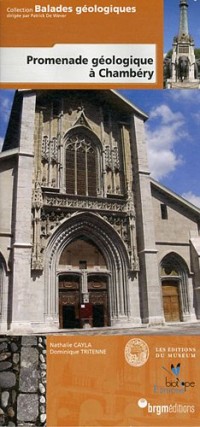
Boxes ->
[162,281,181,322]
[45,212,130,329]
[58,237,110,328]
[160,253,190,322]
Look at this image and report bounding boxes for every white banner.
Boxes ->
[0,44,156,84]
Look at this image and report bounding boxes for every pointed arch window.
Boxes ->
[65,133,100,196]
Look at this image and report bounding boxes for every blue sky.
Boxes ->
[120,89,200,207]
[1,88,200,208]
[164,0,200,54]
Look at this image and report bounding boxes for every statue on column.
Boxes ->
[163,0,200,88]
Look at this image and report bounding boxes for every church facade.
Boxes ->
[0,89,200,333]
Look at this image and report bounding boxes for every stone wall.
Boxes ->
[0,336,46,426]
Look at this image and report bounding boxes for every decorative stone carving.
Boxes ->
[72,111,92,129]
[31,256,44,271]
[40,210,72,239]
[50,137,58,164]
[42,135,58,164]
[41,136,49,163]
[44,193,127,212]
[66,135,95,154]
[104,145,120,172]
[99,212,138,271]
[105,145,112,169]
[113,146,120,171]
[101,214,129,242]
[32,182,43,210]
[32,183,45,270]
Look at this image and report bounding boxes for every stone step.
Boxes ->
[168,81,200,89]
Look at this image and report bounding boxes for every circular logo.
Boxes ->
[138,398,148,409]
[124,338,149,367]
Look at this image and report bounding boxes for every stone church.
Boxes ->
[0,89,200,333]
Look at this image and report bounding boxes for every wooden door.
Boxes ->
[162,282,181,322]
[59,275,80,328]
[90,292,109,327]
[88,276,110,327]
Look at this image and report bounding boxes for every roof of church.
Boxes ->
[111,90,148,119]
[151,178,200,217]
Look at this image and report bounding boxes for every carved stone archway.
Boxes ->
[58,238,110,328]
[160,252,191,322]
[44,212,131,329]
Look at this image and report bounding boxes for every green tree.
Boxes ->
[165,49,172,59]
[195,48,200,59]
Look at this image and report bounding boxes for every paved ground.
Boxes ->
[0,336,46,426]
[37,320,200,336]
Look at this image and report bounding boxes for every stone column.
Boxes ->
[11,92,37,332]
[130,114,164,325]
[0,264,9,333]
[128,275,142,325]
[190,238,200,319]
[184,277,196,321]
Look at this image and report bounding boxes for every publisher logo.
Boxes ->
[154,363,196,394]
[124,338,149,367]
[138,398,148,408]
[138,399,195,416]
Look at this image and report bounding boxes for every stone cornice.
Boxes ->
[0,148,19,160]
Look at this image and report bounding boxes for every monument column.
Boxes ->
[179,0,189,37]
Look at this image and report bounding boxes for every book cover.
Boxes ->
[0,1,200,426]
